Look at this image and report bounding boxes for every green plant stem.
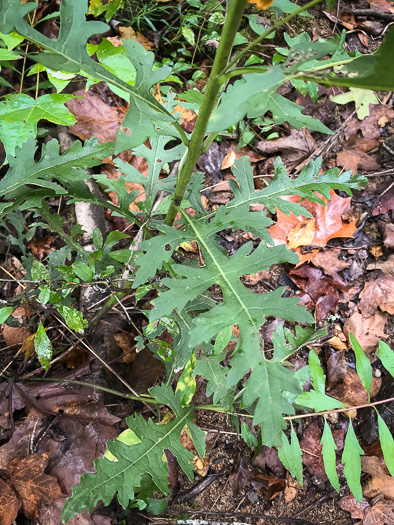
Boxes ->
[24,376,394,423]
[219,0,324,79]
[164,0,248,226]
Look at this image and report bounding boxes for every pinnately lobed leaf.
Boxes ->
[62,385,205,522]
[0,93,76,158]
[0,137,114,218]
[0,0,182,152]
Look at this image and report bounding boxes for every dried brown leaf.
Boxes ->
[1,307,31,346]
[359,275,394,317]
[327,350,382,405]
[343,311,387,355]
[8,453,63,518]
[337,494,369,519]
[361,456,394,500]
[384,224,394,250]
[28,235,57,261]
[363,499,394,525]
[345,104,394,140]
[0,479,19,525]
[256,129,316,165]
[372,181,394,216]
[311,250,350,276]
[300,422,345,480]
[118,26,154,50]
[66,84,128,143]
[289,264,347,321]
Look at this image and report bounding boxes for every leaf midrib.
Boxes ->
[181,210,259,333]
[1,144,108,195]
[13,17,170,120]
[65,408,193,516]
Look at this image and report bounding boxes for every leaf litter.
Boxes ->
[1,1,394,524]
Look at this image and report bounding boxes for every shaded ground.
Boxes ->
[1,0,394,524]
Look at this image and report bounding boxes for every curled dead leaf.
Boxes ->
[118,26,154,50]
[287,218,316,250]
[363,499,394,525]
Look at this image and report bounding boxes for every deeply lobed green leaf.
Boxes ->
[62,385,205,522]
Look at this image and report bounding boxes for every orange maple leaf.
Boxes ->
[247,0,274,9]
[268,189,357,265]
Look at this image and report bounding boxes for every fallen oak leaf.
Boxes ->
[336,134,380,174]
[269,189,358,265]
[287,218,315,250]
[345,104,394,140]
[336,149,380,174]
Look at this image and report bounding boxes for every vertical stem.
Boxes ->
[164,0,248,226]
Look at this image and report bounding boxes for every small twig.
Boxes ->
[0,265,26,290]
[163,509,317,524]
[382,142,394,158]
[364,168,394,178]
[292,493,335,518]
[22,377,161,405]
[352,9,394,20]
[294,109,357,174]
[284,396,394,421]
[51,314,157,416]
[357,178,394,230]
[171,469,227,504]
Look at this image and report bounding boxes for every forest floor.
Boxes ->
[0,0,394,524]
